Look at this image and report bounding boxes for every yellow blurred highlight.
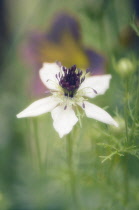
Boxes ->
[39,33,89,70]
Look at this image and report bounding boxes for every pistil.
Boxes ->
[58,65,85,98]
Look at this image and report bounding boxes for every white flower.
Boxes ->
[17,63,118,138]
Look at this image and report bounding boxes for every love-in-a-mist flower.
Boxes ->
[17,63,118,138]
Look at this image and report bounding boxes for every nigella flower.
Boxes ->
[23,13,105,95]
[17,63,118,138]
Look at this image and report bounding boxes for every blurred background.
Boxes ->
[0,0,139,209]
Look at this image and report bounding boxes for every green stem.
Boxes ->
[33,119,42,172]
[130,74,139,141]
[25,119,33,164]
[124,78,129,143]
[123,155,129,205]
[66,133,80,209]
[123,77,130,205]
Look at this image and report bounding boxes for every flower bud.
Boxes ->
[115,58,135,77]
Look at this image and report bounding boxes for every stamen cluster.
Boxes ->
[57,65,85,98]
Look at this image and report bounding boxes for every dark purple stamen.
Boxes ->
[64,105,67,110]
[59,65,85,98]
[86,68,90,74]
[93,89,97,94]
[56,61,62,67]
[82,102,85,109]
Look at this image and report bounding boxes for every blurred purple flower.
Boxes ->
[23,13,106,96]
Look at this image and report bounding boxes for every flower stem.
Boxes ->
[33,119,42,172]
[130,73,139,141]
[123,77,130,205]
[25,119,33,164]
[66,133,80,209]
[124,78,129,143]
[123,155,129,205]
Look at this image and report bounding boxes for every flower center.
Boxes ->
[58,65,85,98]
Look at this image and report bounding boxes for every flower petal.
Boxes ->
[39,62,61,90]
[78,101,118,127]
[51,105,78,138]
[16,96,60,118]
[78,75,112,98]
